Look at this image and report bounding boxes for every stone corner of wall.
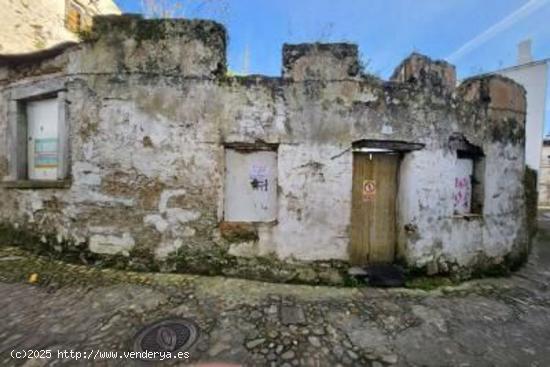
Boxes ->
[282,42,360,81]
[457,74,526,114]
[390,52,457,94]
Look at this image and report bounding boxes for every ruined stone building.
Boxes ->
[0,0,120,54]
[0,16,532,284]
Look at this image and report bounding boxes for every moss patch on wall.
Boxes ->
[0,222,92,263]
[158,244,350,286]
[88,15,226,53]
[219,222,259,242]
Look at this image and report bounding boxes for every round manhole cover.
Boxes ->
[133,318,199,360]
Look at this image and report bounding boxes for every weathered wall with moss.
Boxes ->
[0,15,529,283]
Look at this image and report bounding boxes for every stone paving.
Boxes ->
[1,216,550,366]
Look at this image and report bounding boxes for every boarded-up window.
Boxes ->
[453,158,473,214]
[6,84,69,185]
[27,99,59,180]
[224,148,277,222]
[450,134,485,215]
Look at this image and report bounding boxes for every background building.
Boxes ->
[474,40,549,207]
[495,40,549,175]
[0,0,120,54]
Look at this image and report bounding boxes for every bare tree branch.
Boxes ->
[140,0,228,19]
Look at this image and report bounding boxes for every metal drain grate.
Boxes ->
[133,318,199,360]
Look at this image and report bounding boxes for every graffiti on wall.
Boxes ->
[249,164,269,191]
[224,149,277,221]
[453,176,471,214]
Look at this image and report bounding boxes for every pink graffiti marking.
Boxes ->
[453,176,471,213]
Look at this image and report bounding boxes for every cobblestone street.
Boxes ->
[1,215,549,367]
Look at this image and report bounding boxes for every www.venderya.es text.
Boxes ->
[11,349,190,361]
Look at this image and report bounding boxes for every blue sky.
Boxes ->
[116,0,550,132]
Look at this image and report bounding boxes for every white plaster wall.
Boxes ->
[480,142,526,257]
[272,143,352,261]
[397,149,455,264]
[7,80,225,256]
[499,63,548,171]
[398,142,526,268]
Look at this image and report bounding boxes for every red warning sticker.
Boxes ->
[362,180,376,202]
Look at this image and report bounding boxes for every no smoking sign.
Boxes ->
[362,180,376,202]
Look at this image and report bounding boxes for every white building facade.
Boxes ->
[496,41,549,173]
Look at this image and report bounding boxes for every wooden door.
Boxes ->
[350,153,399,265]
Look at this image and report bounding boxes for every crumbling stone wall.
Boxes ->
[0,15,529,284]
